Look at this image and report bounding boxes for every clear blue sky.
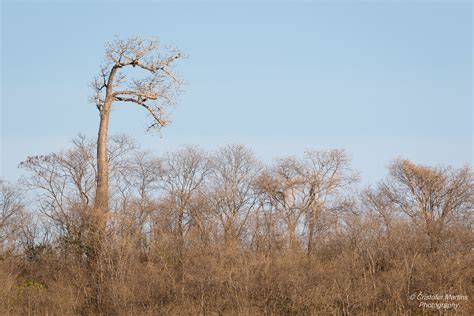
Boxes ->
[1,0,472,184]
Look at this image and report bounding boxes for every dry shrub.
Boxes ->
[1,147,471,314]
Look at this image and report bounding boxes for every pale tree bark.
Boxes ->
[253,150,358,255]
[90,37,183,242]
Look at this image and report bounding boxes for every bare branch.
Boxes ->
[90,36,183,130]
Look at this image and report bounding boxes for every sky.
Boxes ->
[1,0,472,185]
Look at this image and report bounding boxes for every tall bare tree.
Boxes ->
[90,37,183,238]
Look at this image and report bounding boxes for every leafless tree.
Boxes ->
[19,136,96,246]
[209,145,261,249]
[0,180,27,254]
[364,185,399,239]
[110,150,160,256]
[156,146,211,282]
[19,135,138,257]
[302,150,358,255]
[254,150,357,254]
[90,36,183,241]
[383,159,473,252]
[255,157,307,250]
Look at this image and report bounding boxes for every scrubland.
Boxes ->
[1,135,472,314]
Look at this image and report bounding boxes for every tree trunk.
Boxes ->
[288,223,298,251]
[306,188,317,256]
[92,66,117,242]
[307,215,315,256]
[307,205,320,256]
[176,208,185,283]
[89,67,115,312]
[93,109,110,235]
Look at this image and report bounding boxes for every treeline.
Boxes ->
[1,135,473,314]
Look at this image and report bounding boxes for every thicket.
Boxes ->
[1,135,472,315]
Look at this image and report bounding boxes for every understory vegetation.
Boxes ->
[1,135,472,315]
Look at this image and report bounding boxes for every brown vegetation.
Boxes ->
[1,136,472,314]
